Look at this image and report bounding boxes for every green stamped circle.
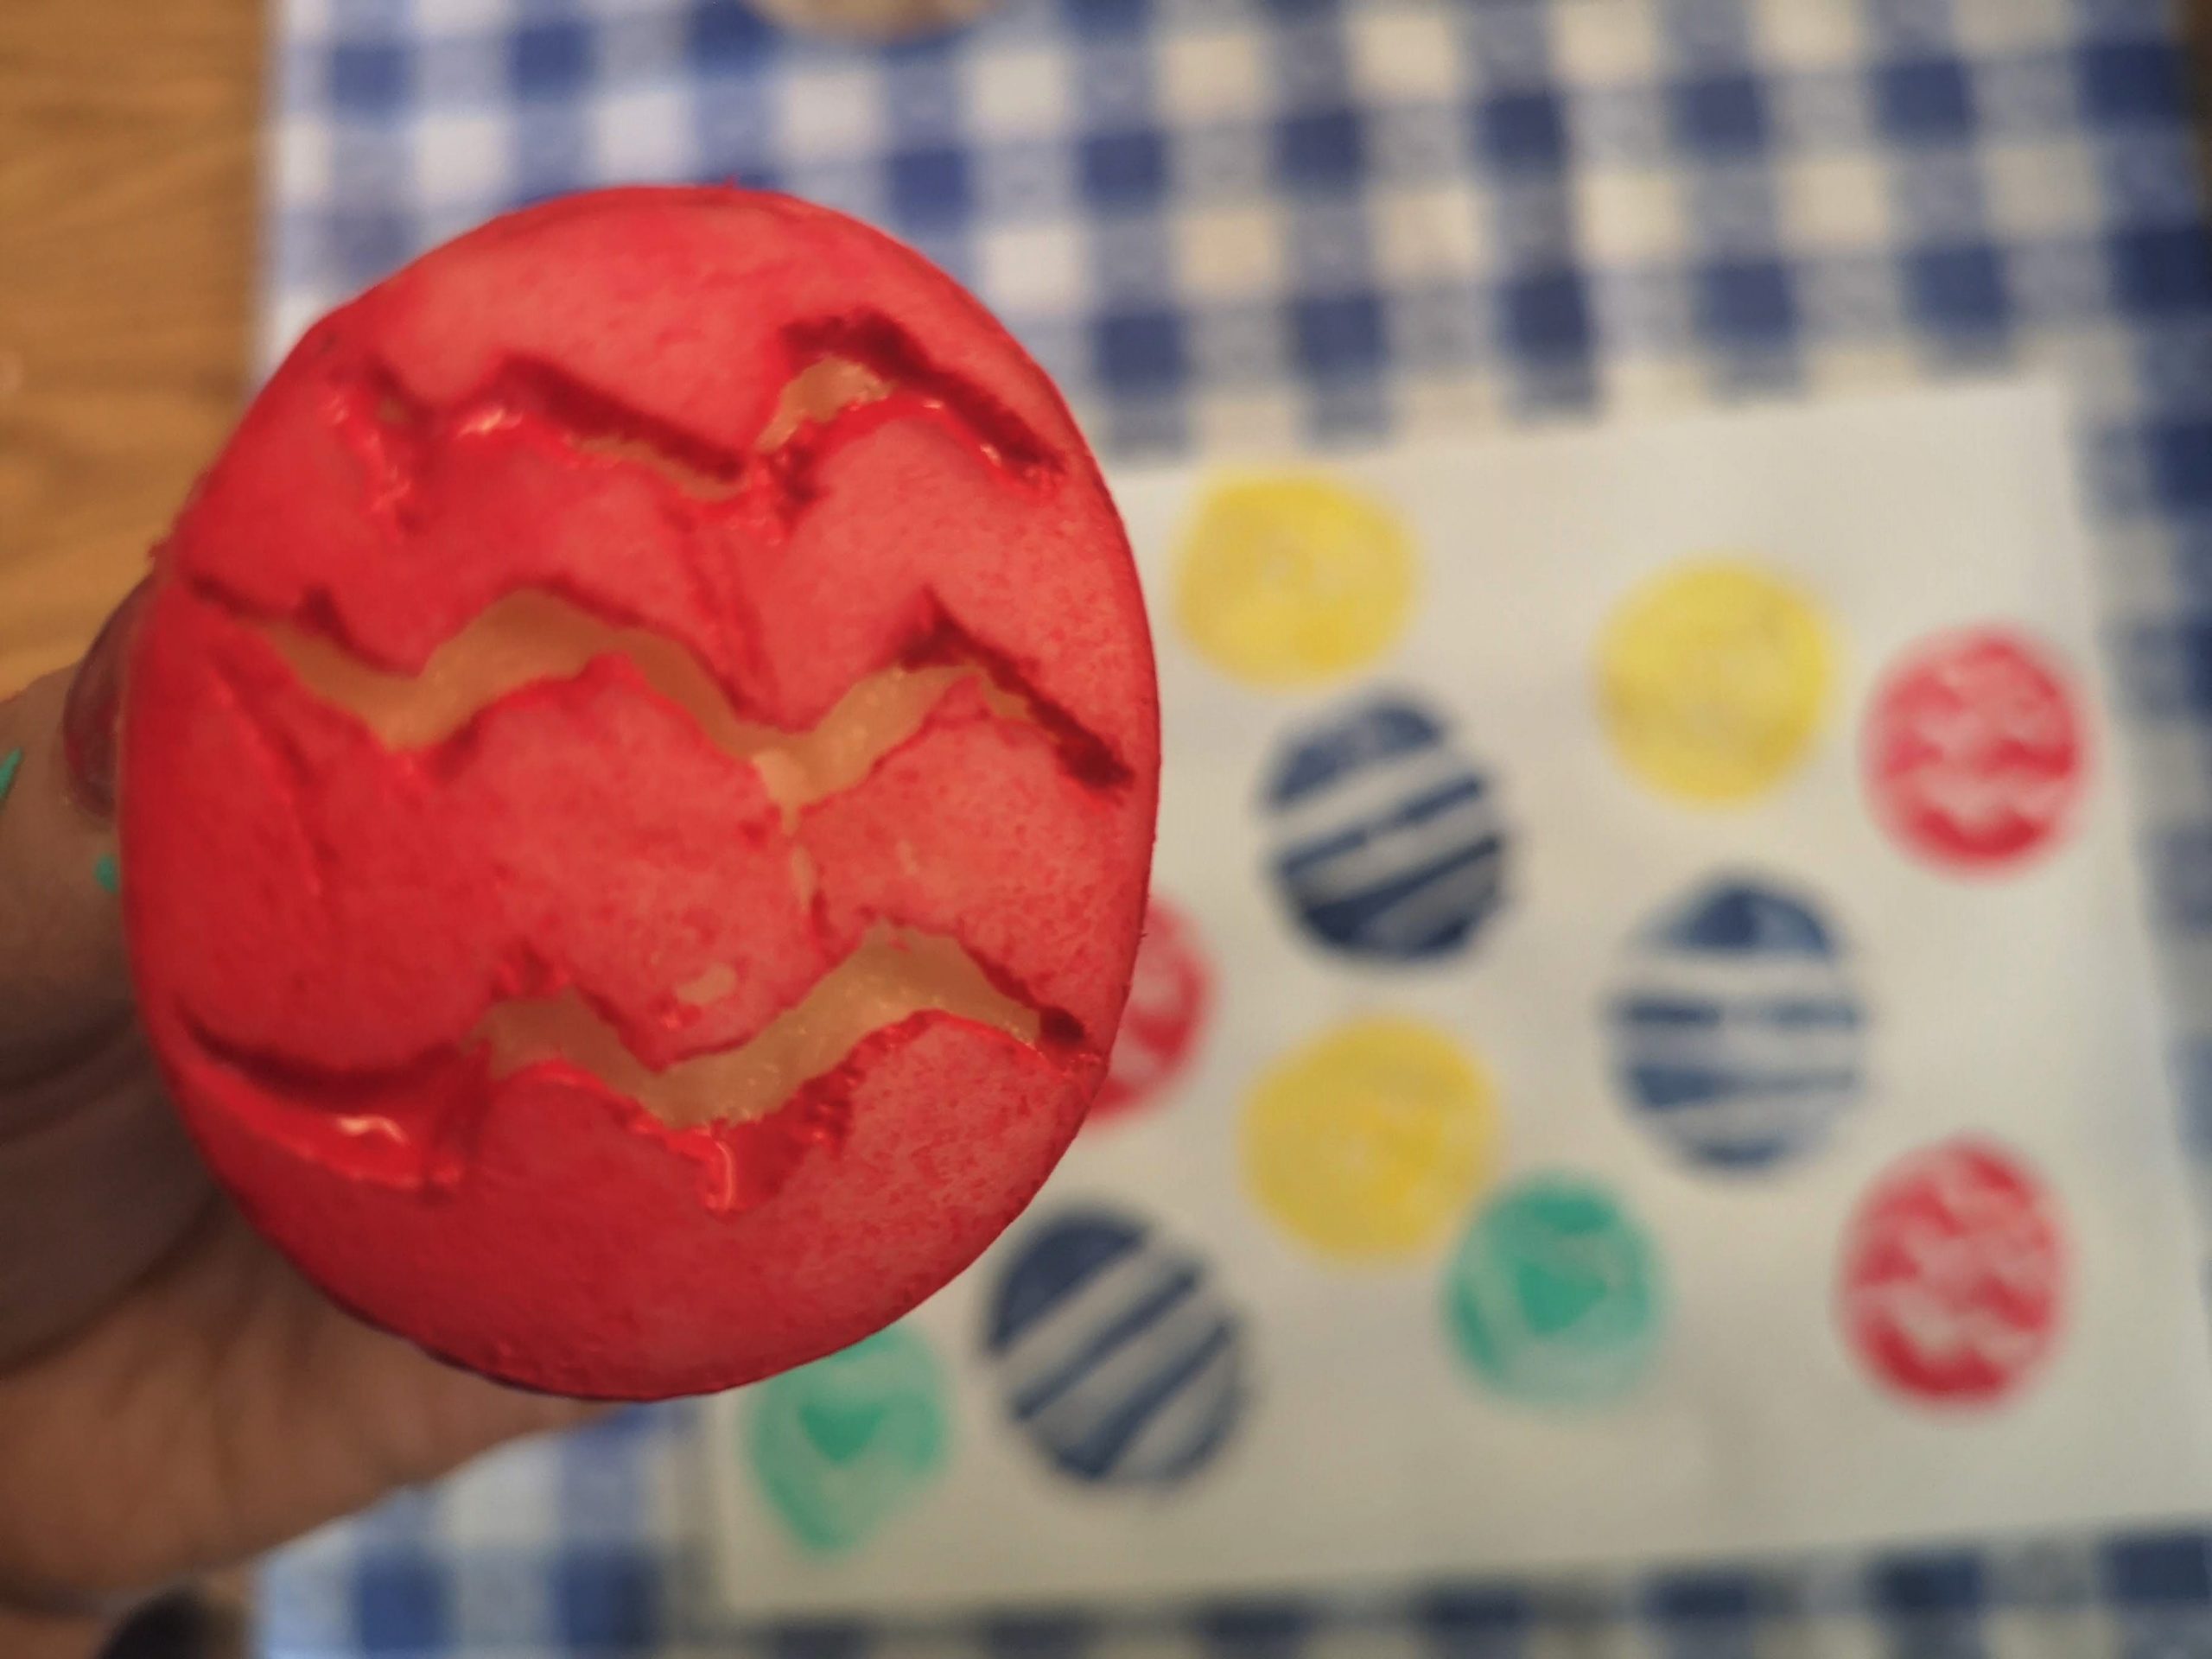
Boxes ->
[746,1325,951,1555]
[1444,1173,1665,1407]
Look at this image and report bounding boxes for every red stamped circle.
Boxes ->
[1864,629,2085,870]
[1838,1138,2065,1405]
[1090,897,1211,1127]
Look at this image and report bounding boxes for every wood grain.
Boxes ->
[0,0,263,694]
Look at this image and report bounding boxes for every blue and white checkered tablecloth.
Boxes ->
[259,0,2212,1651]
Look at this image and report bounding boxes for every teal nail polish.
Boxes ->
[94,853,119,895]
[0,747,22,810]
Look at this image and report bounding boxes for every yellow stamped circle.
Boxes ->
[1598,559,1834,804]
[1174,475,1418,689]
[1242,1017,1497,1262]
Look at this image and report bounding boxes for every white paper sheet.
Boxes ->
[700,381,2212,1619]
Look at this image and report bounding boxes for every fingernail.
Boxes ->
[97,1587,247,1659]
[62,578,156,822]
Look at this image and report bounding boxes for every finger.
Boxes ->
[0,666,129,1080]
[0,1207,595,1610]
[0,1602,108,1659]
[0,591,216,1366]
[0,1026,214,1367]
[0,579,149,1076]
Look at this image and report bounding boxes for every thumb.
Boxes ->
[0,582,215,1365]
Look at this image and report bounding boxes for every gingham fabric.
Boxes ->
[258,0,2212,1652]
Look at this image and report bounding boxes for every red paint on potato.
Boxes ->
[118,187,1159,1400]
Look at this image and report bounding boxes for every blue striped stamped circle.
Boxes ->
[1609,875,1866,1173]
[982,1205,1248,1489]
[1261,693,1508,962]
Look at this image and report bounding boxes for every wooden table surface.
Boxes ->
[1,0,262,693]
[3,0,2210,698]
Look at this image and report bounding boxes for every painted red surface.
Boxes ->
[1089,896,1211,1126]
[118,188,1159,1400]
[1864,629,2085,871]
[1838,1138,2065,1405]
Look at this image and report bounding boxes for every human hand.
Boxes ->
[0,594,595,1659]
